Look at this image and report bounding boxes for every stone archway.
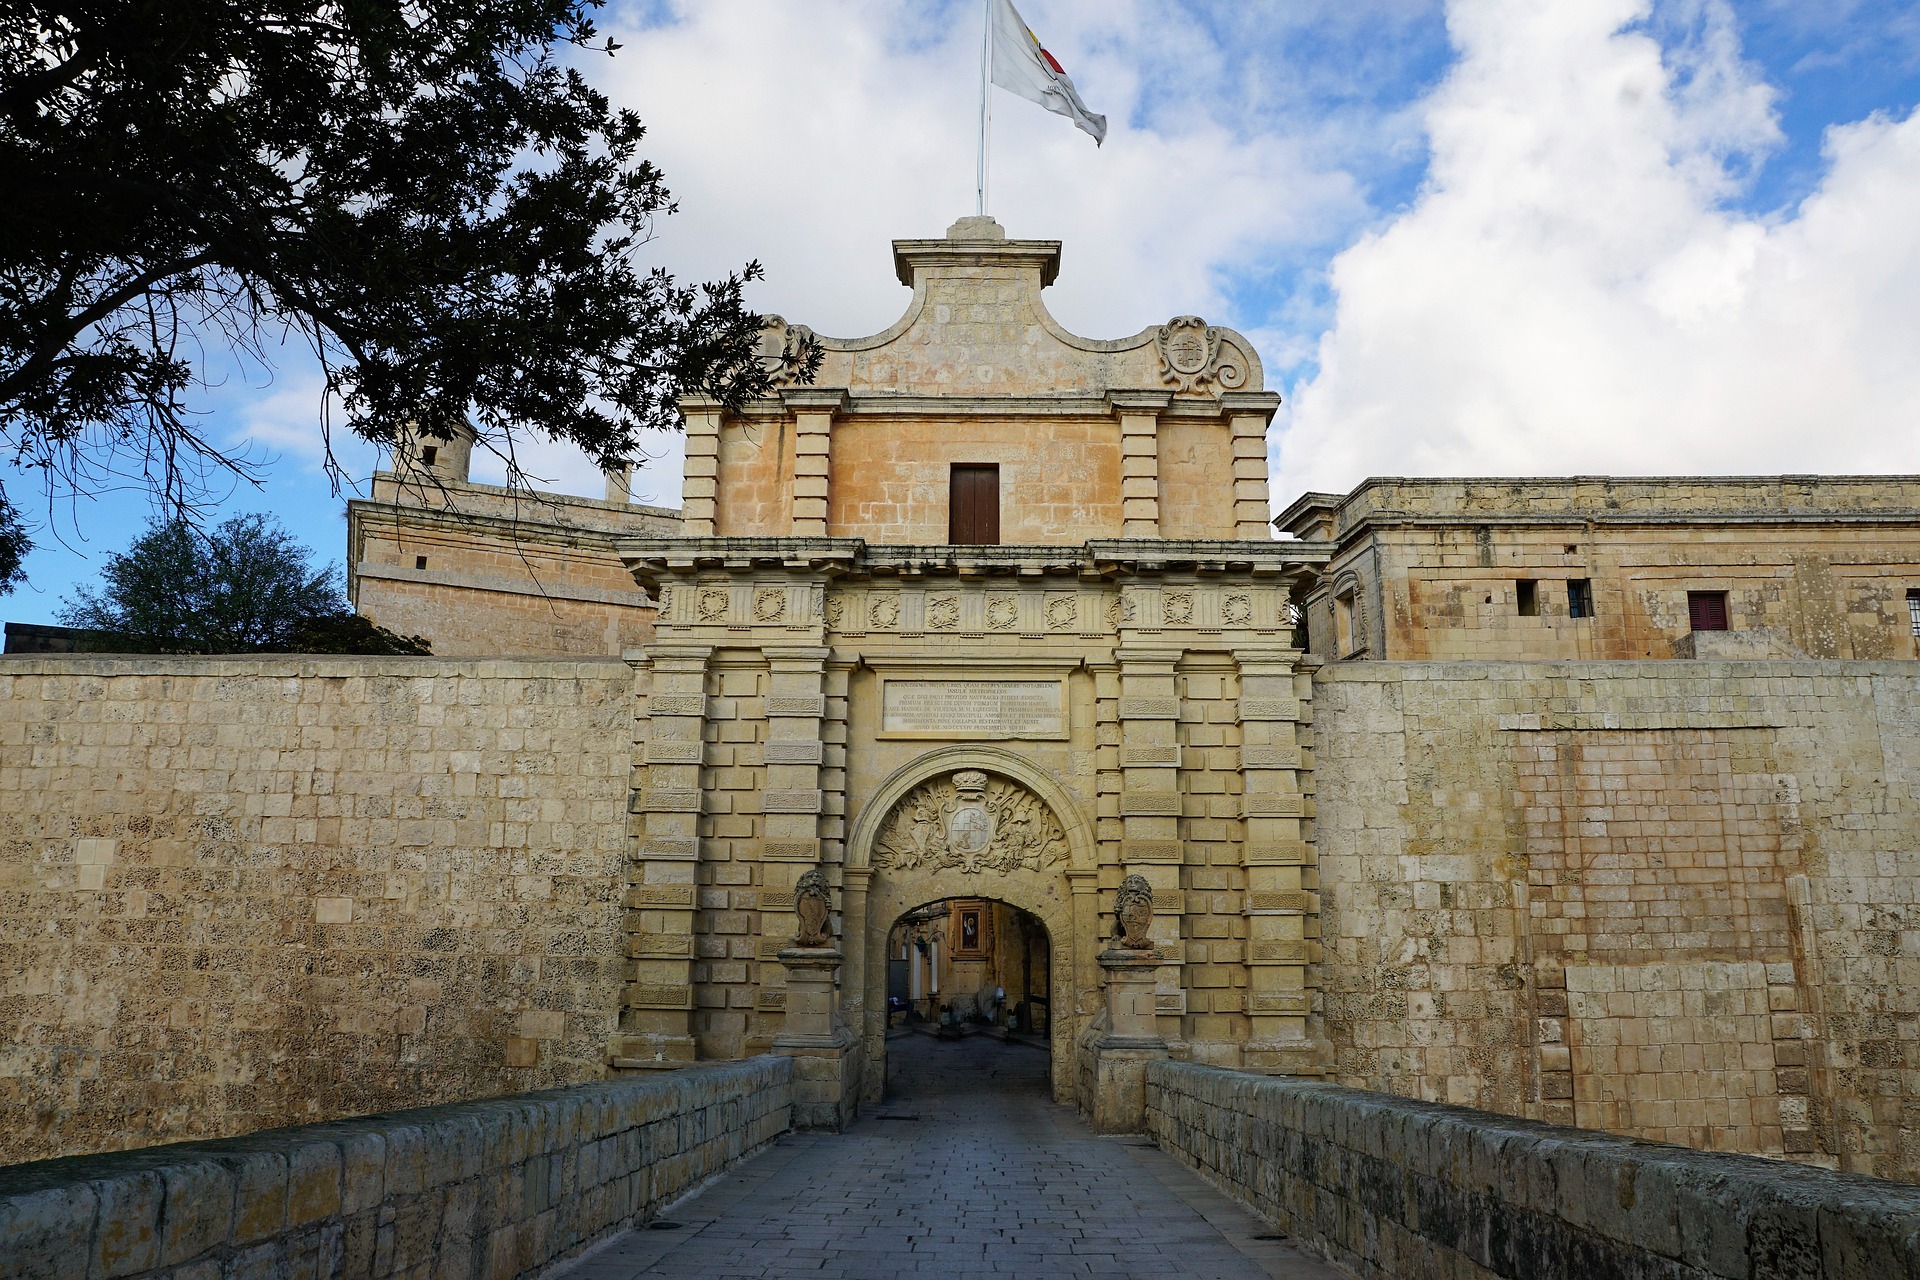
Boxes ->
[845,748,1098,1104]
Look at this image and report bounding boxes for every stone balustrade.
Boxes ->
[0,1057,791,1280]
[1145,1060,1920,1279]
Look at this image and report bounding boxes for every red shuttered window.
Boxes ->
[1687,591,1730,632]
[949,464,1001,545]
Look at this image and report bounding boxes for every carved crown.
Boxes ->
[952,770,988,794]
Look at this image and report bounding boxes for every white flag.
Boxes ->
[990,0,1107,145]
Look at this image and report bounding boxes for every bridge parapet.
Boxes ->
[1146,1060,1920,1279]
[0,1057,791,1280]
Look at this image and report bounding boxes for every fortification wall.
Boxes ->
[0,656,636,1165]
[0,1057,790,1280]
[1313,660,1920,1181]
[1145,1059,1920,1280]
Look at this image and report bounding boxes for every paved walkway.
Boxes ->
[558,1033,1346,1279]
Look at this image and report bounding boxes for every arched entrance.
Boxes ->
[886,898,1050,1034]
[844,748,1098,1104]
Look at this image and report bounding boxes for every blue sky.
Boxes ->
[7,0,1920,625]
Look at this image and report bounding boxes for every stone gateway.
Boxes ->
[7,216,1920,1186]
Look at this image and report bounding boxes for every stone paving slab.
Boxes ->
[557,1034,1347,1280]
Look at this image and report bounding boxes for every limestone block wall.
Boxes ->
[0,656,635,1165]
[1144,1060,1920,1280]
[1321,524,1920,663]
[0,1056,791,1280]
[347,476,676,658]
[1313,660,1920,1181]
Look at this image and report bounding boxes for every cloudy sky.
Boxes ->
[8,0,1920,622]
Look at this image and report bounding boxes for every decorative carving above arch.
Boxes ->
[848,745,1096,876]
[873,769,1069,876]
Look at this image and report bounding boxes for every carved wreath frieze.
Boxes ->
[697,589,729,622]
[985,596,1019,631]
[869,594,900,630]
[752,588,786,623]
[1045,596,1077,631]
[927,595,960,630]
[873,770,1070,876]
[1155,316,1250,395]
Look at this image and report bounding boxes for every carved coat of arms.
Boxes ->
[945,770,996,872]
[1154,315,1247,394]
[873,770,1069,875]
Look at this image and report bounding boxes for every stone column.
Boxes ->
[1113,392,1170,538]
[756,646,832,1054]
[774,872,861,1131]
[844,866,882,1101]
[1065,865,1101,1085]
[1221,391,1280,540]
[783,389,845,537]
[1083,878,1167,1133]
[1235,647,1329,1075]
[613,643,712,1069]
[1115,646,1185,1039]
[680,397,723,536]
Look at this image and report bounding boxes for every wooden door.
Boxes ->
[949,464,1001,545]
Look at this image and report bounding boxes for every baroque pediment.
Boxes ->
[786,216,1263,399]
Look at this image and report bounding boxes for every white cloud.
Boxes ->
[1280,0,1920,497]
[562,0,1373,504]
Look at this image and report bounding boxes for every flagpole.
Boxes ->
[977,0,992,216]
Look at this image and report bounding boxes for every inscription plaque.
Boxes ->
[880,679,1066,739]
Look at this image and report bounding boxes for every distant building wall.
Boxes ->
[0,656,634,1165]
[1313,659,1920,1182]
[347,473,679,658]
[1281,477,1920,663]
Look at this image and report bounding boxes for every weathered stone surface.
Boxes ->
[1315,660,1920,1183]
[0,1058,791,1280]
[348,468,679,659]
[1145,1060,1920,1279]
[1281,476,1920,664]
[0,656,633,1165]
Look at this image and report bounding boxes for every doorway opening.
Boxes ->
[881,898,1051,1098]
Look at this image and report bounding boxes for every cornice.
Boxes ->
[890,237,1062,287]
[704,392,1261,421]
[616,536,1334,589]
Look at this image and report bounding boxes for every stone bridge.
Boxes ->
[5,1034,1917,1280]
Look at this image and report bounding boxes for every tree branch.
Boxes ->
[0,251,218,405]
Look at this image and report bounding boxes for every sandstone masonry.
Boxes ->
[0,657,634,1164]
[0,1056,790,1280]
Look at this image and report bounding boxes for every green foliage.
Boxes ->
[0,482,27,596]
[1,0,818,511]
[285,612,432,656]
[59,512,426,654]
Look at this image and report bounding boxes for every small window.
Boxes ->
[420,445,438,467]
[1908,589,1920,638]
[949,464,1001,545]
[1334,594,1356,655]
[1688,590,1730,632]
[415,556,428,570]
[1563,544,1578,555]
[1568,579,1593,620]
[1516,580,1539,617]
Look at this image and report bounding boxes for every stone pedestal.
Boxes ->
[1082,947,1168,1134]
[773,947,862,1132]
